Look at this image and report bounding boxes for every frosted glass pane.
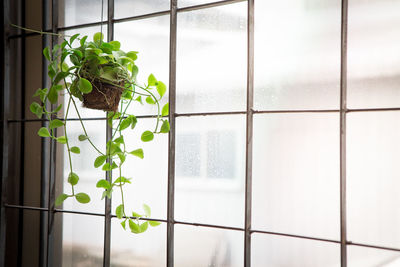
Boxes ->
[178,0,218,8]
[348,246,400,267]
[252,234,340,267]
[254,0,341,110]
[115,0,169,19]
[60,0,106,27]
[176,3,247,113]
[175,115,246,227]
[348,0,400,108]
[62,213,104,267]
[111,220,166,266]
[348,112,400,248]
[111,118,168,219]
[175,225,243,267]
[252,114,340,239]
[114,16,169,116]
[62,26,108,119]
[62,121,106,214]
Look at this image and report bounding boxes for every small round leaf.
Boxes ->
[75,192,90,204]
[141,131,154,142]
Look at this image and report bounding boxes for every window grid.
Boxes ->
[3,0,400,266]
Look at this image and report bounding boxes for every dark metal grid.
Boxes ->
[2,0,400,266]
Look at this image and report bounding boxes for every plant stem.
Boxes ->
[10,23,69,38]
[64,96,75,195]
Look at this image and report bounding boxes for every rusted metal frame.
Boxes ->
[167,0,177,266]
[340,0,349,266]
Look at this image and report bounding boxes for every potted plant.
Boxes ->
[28,31,169,234]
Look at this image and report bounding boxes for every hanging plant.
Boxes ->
[27,30,169,234]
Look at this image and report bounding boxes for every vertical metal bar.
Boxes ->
[103,1,114,266]
[340,0,348,266]
[46,0,59,265]
[17,1,26,266]
[0,0,11,265]
[39,0,51,266]
[244,0,254,266]
[167,0,177,266]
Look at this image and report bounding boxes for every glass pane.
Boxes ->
[175,225,243,267]
[252,113,340,240]
[348,112,400,248]
[347,0,400,108]
[176,3,247,113]
[178,0,221,8]
[348,246,400,267]
[61,213,104,267]
[62,121,106,214]
[175,115,246,227]
[111,220,166,266]
[254,0,341,110]
[60,0,107,27]
[114,15,170,116]
[111,118,168,219]
[115,0,169,19]
[62,26,108,119]
[252,233,340,266]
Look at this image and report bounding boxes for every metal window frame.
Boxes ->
[2,0,400,266]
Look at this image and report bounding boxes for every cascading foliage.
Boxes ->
[30,32,169,234]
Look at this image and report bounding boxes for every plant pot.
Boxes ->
[82,79,124,112]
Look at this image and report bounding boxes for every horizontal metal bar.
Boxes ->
[54,208,105,217]
[174,220,244,231]
[177,0,246,13]
[113,10,170,24]
[4,204,48,212]
[176,111,246,117]
[254,109,340,114]
[348,242,400,253]
[346,107,400,113]
[8,0,246,40]
[251,229,340,244]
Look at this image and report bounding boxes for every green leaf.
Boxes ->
[33,88,48,103]
[139,222,149,233]
[47,86,58,104]
[149,221,161,227]
[132,212,142,218]
[126,51,138,61]
[70,54,80,66]
[96,179,111,189]
[43,47,50,61]
[78,78,92,94]
[100,42,114,54]
[160,120,170,133]
[68,172,79,186]
[119,117,131,131]
[38,127,50,137]
[102,162,118,171]
[53,104,63,113]
[143,204,151,217]
[69,33,80,44]
[61,62,69,72]
[156,81,167,98]
[114,136,124,144]
[116,204,124,219]
[129,149,144,159]
[141,131,154,142]
[162,103,169,117]
[93,32,104,43]
[49,119,64,129]
[47,64,56,79]
[94,155,107,168]
[121,220,127,230]
[30,102,43,118]
[55,193,69,206]
[129,219,140,234]
[117,153,126,164]
[135,96,143,105]
[75,192,90,204]
[78,134,88,141]
[109,40,121,51]
[148,74,157,86]
[80,35,88,46]
[145,96,155,105]
[70,146,80,154]
[56,136,67,144]
[131,65,139,78]
[130,115,137,129]
[113,176,131,185]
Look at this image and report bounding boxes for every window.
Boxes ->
[2,0,400,266]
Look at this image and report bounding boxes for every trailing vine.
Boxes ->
[28,30,169,234]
